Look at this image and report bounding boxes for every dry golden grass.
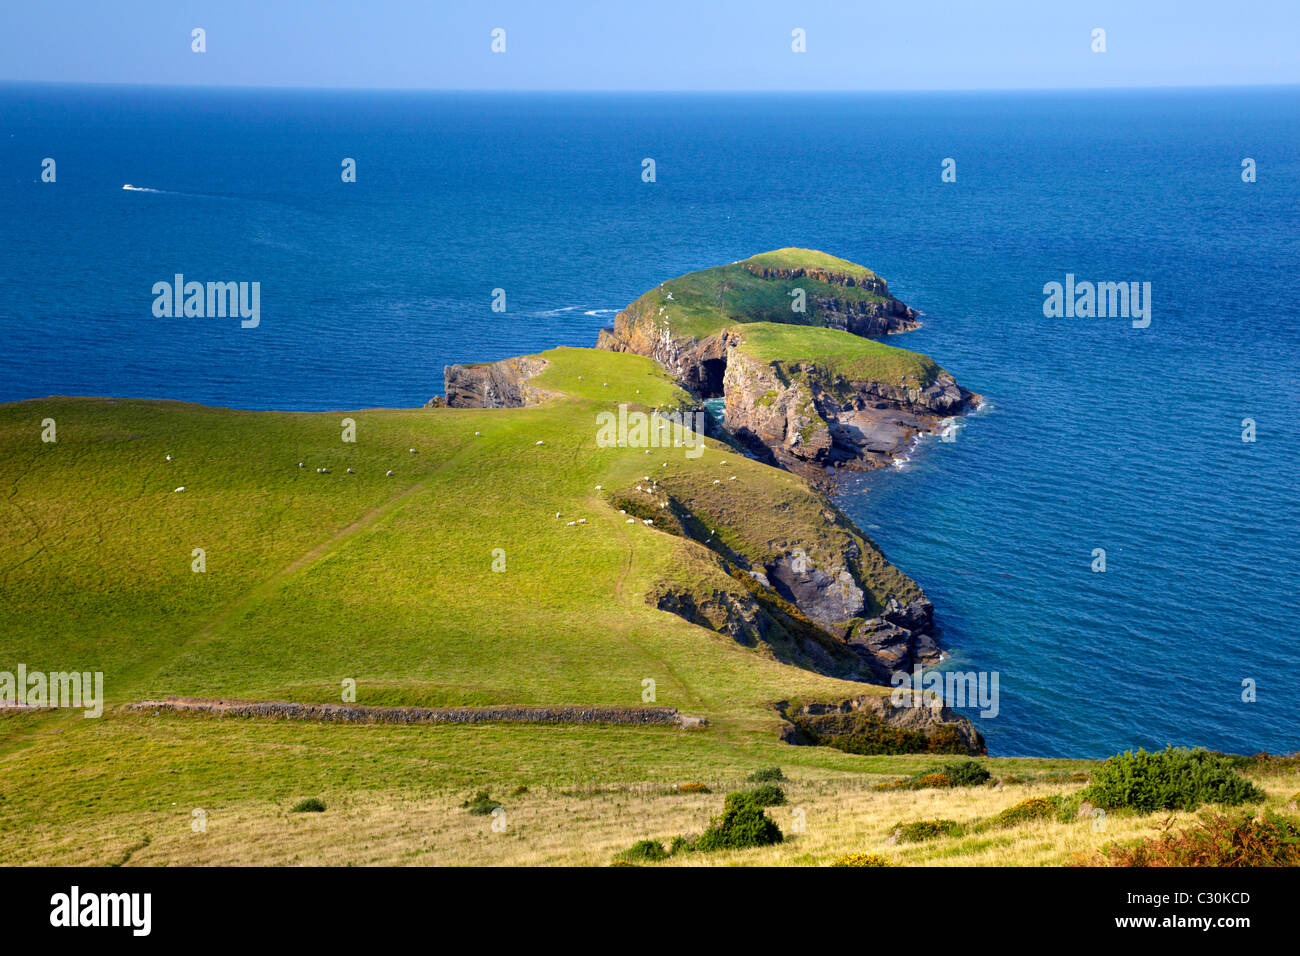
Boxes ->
[11,769,1298,867]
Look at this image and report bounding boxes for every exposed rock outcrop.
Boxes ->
[739,262,920,336]
[720,347,978,482]
[778,694,986,756]
[439,355,553,409]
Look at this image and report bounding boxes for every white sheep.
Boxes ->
[385,470,393,477]
[409,448,416,454]
[346,468,354,474]
[594,484,602,490]
[578,518,587,524]
[165,454,172,462]
[174,486,185,492]
[567,520,576,526]
[536,440,544,446]
[713,479,720,484]
[298,462,304,468]
[626,518,635,523]
[643,518,653,525]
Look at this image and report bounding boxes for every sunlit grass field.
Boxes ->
[2,344,1290,866]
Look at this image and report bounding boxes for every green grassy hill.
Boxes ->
[3,333,1292,867]
[619,248,908,341]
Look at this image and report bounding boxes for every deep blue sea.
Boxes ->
[2,84,1297,757]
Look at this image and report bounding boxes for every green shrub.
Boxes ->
[746,783,786,806]
[461,790,502,815]
[934,760,991,787]
[892,819,962,843]
[992,796,1058,828]
[831,852,896,867]
[747,766,786,783]
[290,797,325,813]
[916,772,952,789]
[695,792,784,851]
[617,839,669,863]
[1081,747,1265,812]
[669,835,694,855]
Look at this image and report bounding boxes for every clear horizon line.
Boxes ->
[3,78,1298,96]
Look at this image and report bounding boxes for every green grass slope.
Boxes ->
[0,345,980,863]
[734,322,941,391]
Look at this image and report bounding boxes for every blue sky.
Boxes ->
[2,0,1297,91]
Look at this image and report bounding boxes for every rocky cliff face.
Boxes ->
[437,355,554,409]
[740,262,920,336]
[623,482,943,681]
[721,348,978,479]
[597,318,740,398]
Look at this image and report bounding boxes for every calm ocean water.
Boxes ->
[2,84,1297,756]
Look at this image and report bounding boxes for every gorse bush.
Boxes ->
[1081,747,1265,812]
[831,852,896,867]
[992,797,1057,828]
[892,819,962,843]
[916,772,952,789]
[461,790,502,815]
[291,797,325,813]
[675,782,711,794]
[617,839,669,863]
[745,783,786,806]
[1093,811,1300,867]
[747,766,786,783]
[694,792,784,851]
[935,760,991,787]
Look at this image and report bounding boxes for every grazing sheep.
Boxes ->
[594,484,602,490]
[567,521,576,526]
[409,448,416,454]
[729,476,737,481]
[346,468,354,474]
[555,512,562,518]
[626,518,635,523]
[298,462,304,468]
[385,470,393,477]
[174,486,185,492]
[165,454,172,462]
[712,479,720,484]
[577,518,587,524]
[643,518,653,525]
[474,431,480,436]
[618,509,626,514]
[536,440,544,445]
